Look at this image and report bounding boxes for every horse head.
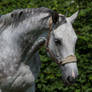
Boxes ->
[47,11,79,84]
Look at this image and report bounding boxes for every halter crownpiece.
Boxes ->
[46,12,77,65]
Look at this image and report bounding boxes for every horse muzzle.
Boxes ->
[59,55,78,85]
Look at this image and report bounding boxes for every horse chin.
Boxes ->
[62,77,76,85]
[60,62,78,85]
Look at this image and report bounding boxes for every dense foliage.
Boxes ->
[0,0,92,92]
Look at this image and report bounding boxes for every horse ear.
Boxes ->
[68,11,79,23]
[52,11,59,24]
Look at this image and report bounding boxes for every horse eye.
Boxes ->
[54,39,61,45]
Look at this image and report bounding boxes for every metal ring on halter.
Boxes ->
[46,16,77,65]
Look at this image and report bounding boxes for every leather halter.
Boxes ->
[46,16,77,65]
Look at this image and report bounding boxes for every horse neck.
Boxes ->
[15,17,49,45]
[0,14,49,58]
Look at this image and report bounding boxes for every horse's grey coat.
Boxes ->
[0,7,54,92]
[0,7,79,92]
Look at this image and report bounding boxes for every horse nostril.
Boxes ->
[67,76,70,82]
[67,76,75,83]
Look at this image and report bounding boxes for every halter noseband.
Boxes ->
[46,16,77,65]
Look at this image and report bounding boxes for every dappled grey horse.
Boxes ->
[0,7,79,92]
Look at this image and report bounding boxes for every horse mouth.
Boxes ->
[63,76,76,85]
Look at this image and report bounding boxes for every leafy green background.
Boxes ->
[0,0,92,92]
